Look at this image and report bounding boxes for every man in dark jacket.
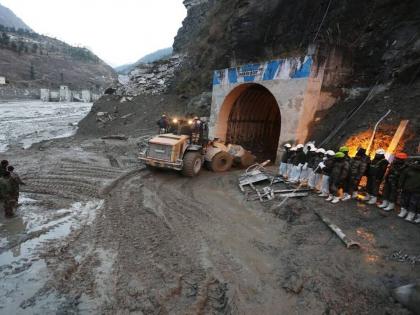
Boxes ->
[346,148,370,200]
[378,152,407,211]
[7,165,26,202]
[157,115,169,134]
[286,147,297,178]
[308,148,325,190]
[0,171,15,217]
[327,152,350,204]
[319,150,335,197]
[398,160,420,223]
[289,144,306,183]
[300,144,317,183]
[364,148,389,205]
[279,143,292,177]
[0,160,8,177]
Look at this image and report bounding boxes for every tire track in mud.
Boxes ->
[92,171,232,314]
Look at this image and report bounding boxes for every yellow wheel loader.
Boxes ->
[139,134,235,177]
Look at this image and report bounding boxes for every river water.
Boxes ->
[0,100,92,152]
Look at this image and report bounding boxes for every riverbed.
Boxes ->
[0,100,92,152]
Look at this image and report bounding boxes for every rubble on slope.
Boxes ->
[117,54,184,96]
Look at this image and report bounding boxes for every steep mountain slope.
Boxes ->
[0,2,31,30]
[82,0,420,153]
[0,4,116,98]
[115,47,173,75]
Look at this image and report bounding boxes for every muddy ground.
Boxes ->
[1,135,420,315]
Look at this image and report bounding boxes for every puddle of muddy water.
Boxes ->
[0,196,103,314]
[0,100,92,152]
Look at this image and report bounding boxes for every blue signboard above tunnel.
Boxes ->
[213,56,313,86]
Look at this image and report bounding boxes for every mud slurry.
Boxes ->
[1,138,420,314]
[0,139,142,314]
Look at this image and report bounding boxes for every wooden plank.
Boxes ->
[387,120,409,154]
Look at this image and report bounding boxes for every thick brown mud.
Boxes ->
[1,136,419,314]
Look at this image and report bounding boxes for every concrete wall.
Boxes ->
[209,55,325,161]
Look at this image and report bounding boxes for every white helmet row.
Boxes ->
[290,146,297,151]
[296,144,304,149]
[309,146,318,152]
[376,148,386,155]
[316,148,326,154]
[326,150,335,156]
[284,143,292,148]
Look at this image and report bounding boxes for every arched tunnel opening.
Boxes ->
[225,84,281,162]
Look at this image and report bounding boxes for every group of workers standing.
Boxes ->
[279,143,420,223]
[0,160,25,218]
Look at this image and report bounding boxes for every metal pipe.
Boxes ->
[366,109,392,155]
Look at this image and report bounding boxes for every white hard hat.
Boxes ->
[310,146,318,152]
[290,146,297,151]
[296,144,304,149]
[326,150,335,156]
[316,148,326,154]
[376,148,386,155]
[284,143,292,148]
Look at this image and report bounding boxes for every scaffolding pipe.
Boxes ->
[366,109,392,155]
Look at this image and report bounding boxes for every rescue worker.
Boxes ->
[289,144,306,183]
[347,148,370,200]
[286,146,297,179]
[327,152,350,204]
[364,148,389,205]
[299,143,316,183]
[338,146,352,201]
[7,165,25,202]
[0,160,8,177]
[318,150,335,197]
[398,159,420,223]
[191,117,203,145]
[157,115,169,134]
[279,143,292,177]
[303,145,318,185]
[308,148,325,191]
[0,171,15,218]
[378,153,408,211]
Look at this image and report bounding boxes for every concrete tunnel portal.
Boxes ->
[209,55,326,163]
[219,84,281,162]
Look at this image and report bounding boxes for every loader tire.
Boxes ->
[209,151,233,172]
[182,152,202,177]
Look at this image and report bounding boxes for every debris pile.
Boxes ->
[238,161,309,203]
[387,251,420,265]
[117,55,184,96]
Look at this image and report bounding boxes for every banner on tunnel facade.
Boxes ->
[213,56,313,86]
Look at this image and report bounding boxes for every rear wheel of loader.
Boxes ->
[182,152,202,177]
[209,151,233,172]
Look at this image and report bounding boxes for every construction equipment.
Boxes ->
[139,134,239,177]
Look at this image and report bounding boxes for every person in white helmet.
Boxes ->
[289,144,305,183]
[364,148,389,205]
[302,145,317,185]
[308,148,325,190]
[318,150,335,198]
[299,143,316,184]
[279,143,292,177]
[398,159,420,223]
[286,146,297,179]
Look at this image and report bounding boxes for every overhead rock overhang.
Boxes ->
[209,55,326,162]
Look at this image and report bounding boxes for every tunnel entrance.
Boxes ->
[225,84,281,162]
